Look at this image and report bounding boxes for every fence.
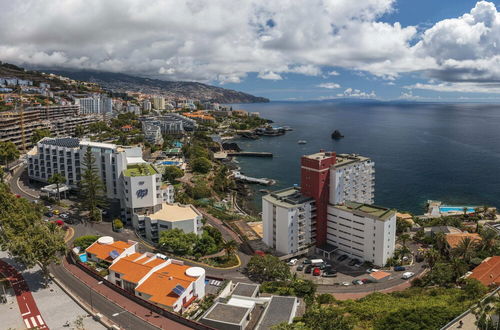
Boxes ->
[67,253,215,330]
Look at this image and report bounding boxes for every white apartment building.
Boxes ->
[262,187,316,255]
[326,202,396,266]
[142,123,164,145]
[133,203,202,243]
[27,137,174,224]
[152,96,165,110]
[77,97,101,114]
[143,100,152,112]
[329,154,375,205]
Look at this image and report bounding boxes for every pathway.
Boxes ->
[0,260,48,330]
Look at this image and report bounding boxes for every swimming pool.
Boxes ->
[439,206,476,213]
[79,253,88,263]
[161,161,179,165]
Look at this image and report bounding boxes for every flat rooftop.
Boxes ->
[265,187,313,208]
[202,302,250,325]
[123,163,158,177]
[256,296,297,330]
[231,282,259,297]
[334,153,371,168]
[39,137,80,148]
[333,201,395,221]
[79,140,117,150]
[150,203,200,222]
[303,151,335,161]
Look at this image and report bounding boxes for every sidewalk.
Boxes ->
[0,251,105,330]
[62,258,192,330]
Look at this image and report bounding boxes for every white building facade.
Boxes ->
[329,154,375,205]
[262,187,316,255]
[326,202,396,266]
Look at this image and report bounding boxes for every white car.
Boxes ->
[402,272,415,279]
[366,268,380,273]
[60,213,69,219]
[287,258,298,266]
[341,282,350,286]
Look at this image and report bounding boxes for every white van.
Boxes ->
[311,259,324,266]
[402,272,415,279]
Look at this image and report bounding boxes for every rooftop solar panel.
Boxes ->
[172,284,185,296]
[109,250,120,259]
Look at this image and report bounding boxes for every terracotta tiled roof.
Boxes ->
[86,241,133,262]
[109,253,167,283]
[445,233,482,249]
[469,256,500,286]
[135,263,194,308]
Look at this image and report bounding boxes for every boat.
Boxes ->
[282,126,293,131]
[298,140,307,144]
[259,189,270,194]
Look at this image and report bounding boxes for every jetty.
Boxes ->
[232,171,275,185]
[227,152,273,157]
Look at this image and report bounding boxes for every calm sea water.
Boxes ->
[230,101,500,214]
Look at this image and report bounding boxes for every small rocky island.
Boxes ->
[331,130,344,140]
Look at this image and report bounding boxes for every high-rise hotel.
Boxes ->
[262,151,395,266]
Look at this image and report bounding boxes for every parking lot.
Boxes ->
[288,255,416,287]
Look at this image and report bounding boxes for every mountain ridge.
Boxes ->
[40,68,269,104]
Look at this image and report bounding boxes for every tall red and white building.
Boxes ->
[263,150,395,266]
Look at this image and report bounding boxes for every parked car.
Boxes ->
[394,266,406,271]
[402,272,415,279]
[352,279,364,285]
[348,259,357,266]
[338,254,348,262]
[303,259,312,265]
[287,258,298,266]
[305,265,313,274]
[44,212,53,218]
[322,271,337,277]
[60,213,69,219]
[361,278,374,284]
[341,282,350,286]
[297,264,304,271]
[313,267,321,276]
[366,268,380,273]
[52,209,60,215]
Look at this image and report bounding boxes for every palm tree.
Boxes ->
[400,233,410,249]
[463,207,469,217]
[449,257,467,283]
[222,240,238,258]
[424,248,440,270]
[434,232,447,255]
[479,228,497,254]
[454,237,478,263]
[472,294,500,329]
[48,172,66,202]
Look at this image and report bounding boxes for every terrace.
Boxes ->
[123,163,158,177]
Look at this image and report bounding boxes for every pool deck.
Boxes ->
[426,200,478,217]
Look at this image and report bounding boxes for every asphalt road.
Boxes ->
[49,263,159,330]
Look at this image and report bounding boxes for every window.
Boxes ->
[115,273,121,279]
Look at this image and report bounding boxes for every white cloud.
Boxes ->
[317,82,341,89]
[2,0,500,92]
[257,71,283,80]
[405,82,500,94]
[337,87,376,98]
[399,91,420,100]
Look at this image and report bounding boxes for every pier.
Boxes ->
[227,152,273,157]
[232,171,275,185]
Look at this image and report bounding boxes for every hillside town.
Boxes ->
[1,62,500,330]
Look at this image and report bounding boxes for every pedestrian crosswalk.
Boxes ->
[209,279,222,286]
[23,314,47,329]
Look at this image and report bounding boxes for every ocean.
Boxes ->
[230,101,500,214]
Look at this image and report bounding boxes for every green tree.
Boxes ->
[454,237,478,263]
[74,125,85,138]
[73,235,99,250]
[185,182,211,200]
[191,157,212,173]
[79,147,106,222]
[48,172,66,202]
[424,248,440,270]
[222,239,238,257]
[462,278,488,299]
[302,304,354,330]
[375,306,460,330]
[0,141,20,165]
[31,128,51,144]
[399,233,410,249]
[159,228,197,256]
[246,255,291,282]
[479,228,498,254]
[163,166,184,184]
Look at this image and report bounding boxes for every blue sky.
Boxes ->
[3,1,500,101]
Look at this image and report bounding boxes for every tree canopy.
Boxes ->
[163,166,184,184]
[0,141,20,165]
[246,255,291,282]
[79,147,106,222]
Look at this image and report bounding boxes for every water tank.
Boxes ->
[97,236,114,245]
[185,267,205,278]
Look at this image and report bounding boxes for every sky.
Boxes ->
[3,1,500,101]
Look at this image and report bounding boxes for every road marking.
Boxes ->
[37,315,44,325]
[24,319,30,328]
[30,316,37,327]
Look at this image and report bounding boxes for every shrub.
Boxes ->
[113,218,123,230]
[73,235,100,250]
